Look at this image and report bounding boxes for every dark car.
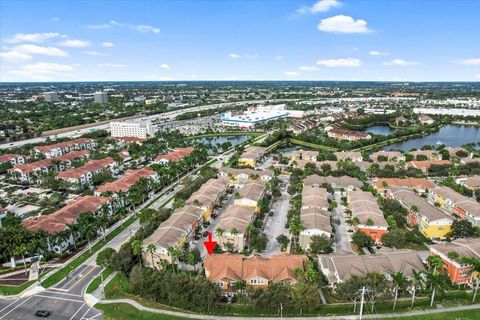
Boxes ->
[202,231,209,237]
[367,247,376,254]
[269,211,274,217]
[34,310,50,318]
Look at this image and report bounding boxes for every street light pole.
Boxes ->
[359,286,366,320]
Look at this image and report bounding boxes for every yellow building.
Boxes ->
[239,147,266,168]
[418,214,452,240]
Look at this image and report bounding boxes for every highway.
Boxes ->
[0,99,292,150]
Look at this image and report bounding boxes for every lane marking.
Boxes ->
[0,299,20,314]
[35,294,84,303]
[44,290,83,297]
[0,296,32,320]
[66,266,97,291]
[56,265,91,289]
[69,303,86,320]
[78,307,91,320]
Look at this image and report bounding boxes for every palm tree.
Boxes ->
[391,272,407,310]
[461,256,480,302]
[288,215,304,248]
[215,228,224,247]
[230,227,238,237]
[65,224,79,249]
[410,269,424,308]
[131,240,144,266]
[245,225,254,250]
[167,246,182,273]
[77,212,98,252]
[97,211,110,242]
[13,244,29,275]
[146,244,157,269]
[426,255,444,306]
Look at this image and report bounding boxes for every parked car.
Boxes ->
[34,310,50,318]
[269,211,274,217]
[367,247,376,254]
[202,231,209,237]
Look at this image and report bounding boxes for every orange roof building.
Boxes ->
[156,147,194,164]
[34,138,97,158]
[95,167,157,194]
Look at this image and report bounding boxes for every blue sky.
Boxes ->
[0,0,479,82]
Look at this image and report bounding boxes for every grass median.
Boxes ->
[86,268,113,294]
[0,280,35,296]
[41,216,136,288]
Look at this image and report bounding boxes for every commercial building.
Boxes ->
[43,92,59,102]
[221,104,302,128]
[205,253,307,296]
[94,91,108,104]
[110,120,156,139]
[348,190,388,243]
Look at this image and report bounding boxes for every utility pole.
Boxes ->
[280,302,283,319]
[359,286,366,320]
[100,271,105,299]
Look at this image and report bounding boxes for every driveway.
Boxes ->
[263,175,290,255]
[332,191,353,253]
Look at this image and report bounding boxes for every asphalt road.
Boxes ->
[332,191,353,253]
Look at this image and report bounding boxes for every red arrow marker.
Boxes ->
[203,231,217,255]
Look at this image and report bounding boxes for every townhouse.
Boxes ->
[287,149,319,162]
[418,114,434,125]
[155,147,195,165]
[57,157,118,189]
[214,205,256,252]
[294,159,338,171]
[186,178,229,220]
[34,138,97,159]
[373,177,435,193]
[327,128,372,141]
[388,187,452,240]
[369,150,405,162]
[143,205,203,265]
[334,151,363,162]
[460,158,480,165]
[9,150,90,184]
[0,153,27,167]
[456,175,480,191]
[430,238,480,286]
[292,119,317,134]
[428,186,480,227]
[348,190,388,243]
[233,180,266,212]
[22,196,111,253]
[407,160,451,174]
[219,167,273,187]
[319,250,426,287]
[204,253,307,296]
[95,167,159,204]
[238,146,266,168]
[300,186,331,251]
[408,150,441,161]
[303,174,362,191]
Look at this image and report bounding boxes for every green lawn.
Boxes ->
[186,132,261,139]
[0,280,34,296]
[86,268,113,294]
[288,138,337,152]
[96,302,480,320]
[41,216,136,288]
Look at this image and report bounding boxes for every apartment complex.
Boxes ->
[238,146,266,168]
[34,138,97,159]
[0,153,27,166]
[348,190,388,243]
[300,186,331,251]
[57,157,118,188]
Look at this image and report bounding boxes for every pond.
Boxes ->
[384,124,480,151]
[192,135,252,154]
[364,125,395,136]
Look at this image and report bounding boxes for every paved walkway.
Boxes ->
[99,298,480,319]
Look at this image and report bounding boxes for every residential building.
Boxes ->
[94,91,108,104]
[373,177,435,193]
[334,151,363,162]
[388,187,452,240]
[302,186,330,210]
[155,147,195,165]
[319,250,425,286]
[22,196,111,253]
[292,119,317,134]
[430,238,480,286]
[186,178,229,220]
[110,120,156,139]
[204,253,307,296]
[234,180,265,211]
[0,154,27,167]
[143,205,203,265]
[9,150,90,183]
[219,167,273,187]
[57,157,118,189]
[369,150,405,162]
[303,174,362,191]
[214,206,256,252]
[428,186,480,226]
[327,129,372,141]
[409,150,441,161]
[407,160,451,173]
[300,187,331,251]
[348,190,388,243]
[287,149,318,162]
[239,146,266,168]
[456,176,480,191]
[418,114,434,125]
[43,92,59,102]
[34,138,97,159]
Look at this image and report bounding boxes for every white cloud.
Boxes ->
[12,44,68,57]
[299,66,319,71]
[98,63,127,68]
[102,42,115,48]
[159,64,171,69]
[6,32,61,43]
[297,0,341,14]
[285,71,299,76]
[383,59,420,66]
[274,55,284,60]
[83,51,106,56]
[228,53,258,59]
[316,58,362,67]
[134,25,160,34]
[59,39,91,48]
[0,51,32,62]
[9,62,75,80]
[454,58,480,65]
[318,15,370,33]
[88,24,110,29]
[369,50,389,56]
[229,53,241,59]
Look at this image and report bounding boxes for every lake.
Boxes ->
[384,125,480,151]
[364,125,395,136]
[193,135,252,154]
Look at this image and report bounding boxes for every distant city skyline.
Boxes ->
[0,0,479,82]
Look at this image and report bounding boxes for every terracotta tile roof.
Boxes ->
[205,253,307,283]
[58,157,116,179]
[10,150,90,173]
[34,138,95,153]
[96,167,156,193]
[373,178,435,190]
[113,136,145,143]
[186,178,229,207]
[22,196,110,235]
[156,147,194,162]
[240,147,267,161]
[0,154,25,162]
[238,180,265,201]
